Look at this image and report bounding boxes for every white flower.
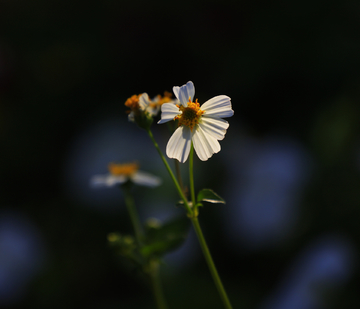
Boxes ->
[125,92,178,121]
[91,162,161,188]
[146,92,179,116]
[125,93,152,122]
[158,81,234,163]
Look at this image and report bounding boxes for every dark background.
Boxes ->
[1,0,360,308]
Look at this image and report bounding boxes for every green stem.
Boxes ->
[189,143,196,207]
[189,144,233,309]
[122,182,143,245]
[191,217,233,309]
[148,128,232,308]
[146,129,193,215]
[121,183,168,309]
[149,259,168,309]
[174,159,185,194]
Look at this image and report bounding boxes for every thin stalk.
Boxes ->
[149,259,168,309]
[189,143,196,207]
[174,159,185,194]
[121,183,168,309]
[191,217,233,309]
[122,183,143,245]
[146,128,192,215]
[148,128,232,308]
[189,146,233,309]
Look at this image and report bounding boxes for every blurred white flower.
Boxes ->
[125,93,152,122]
[158,81,234,163]
[147,91,178,117]
[125,92,178,121]
[91,162,161,188]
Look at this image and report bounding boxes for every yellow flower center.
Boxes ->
[125,95,140,112]
[108,162,139,176]
[175,98,205,131]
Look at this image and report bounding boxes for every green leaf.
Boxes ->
[141,216,190,258]
[197,189,225,204]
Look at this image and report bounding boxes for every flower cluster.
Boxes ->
[125,81,234,163]
[91,80,235,309]
[147,91,176,116]
[125,92,178,129]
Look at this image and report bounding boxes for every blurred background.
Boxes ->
[1,0,360,308]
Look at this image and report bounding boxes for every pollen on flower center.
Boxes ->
[108,162,139,176]
[175,98,205,131]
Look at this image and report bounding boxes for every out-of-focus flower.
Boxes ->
[147,91,178,116]
[158,81,234,163]
[91,162,161,188]
[125,92,178,120]
[124,93,153,129]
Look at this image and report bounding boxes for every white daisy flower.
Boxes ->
[125,93,152,122]
[158,81,234,163]
[146,91,179,116]
[91,162,161,188]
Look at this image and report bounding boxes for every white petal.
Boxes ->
[146,104,160,116]
[192,124,221,161]
[131,171,162,187]
[157,103,181,124]
[173,86,180,101]
[166,126,192,163]
[139,93,150,110]
[200,116,229,140]
[90,174,126,187]
[173,81,195,106]
[128,112,135,122]
[201,95,234,118]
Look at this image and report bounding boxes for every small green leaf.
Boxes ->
[197,189,225,204]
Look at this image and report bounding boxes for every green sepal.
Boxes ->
[135,111,153,130]
[141,216,190,258]
[197,189,225,204]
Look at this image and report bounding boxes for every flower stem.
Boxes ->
[121,182,168,309]
[191,217,233,309]
[149,259,168,309]
[174,159,185,194]
[121,182,143,245]
[188,146,233,309]
[189,143,196,207]
[148,128,232,308]
[146,129,193,215]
